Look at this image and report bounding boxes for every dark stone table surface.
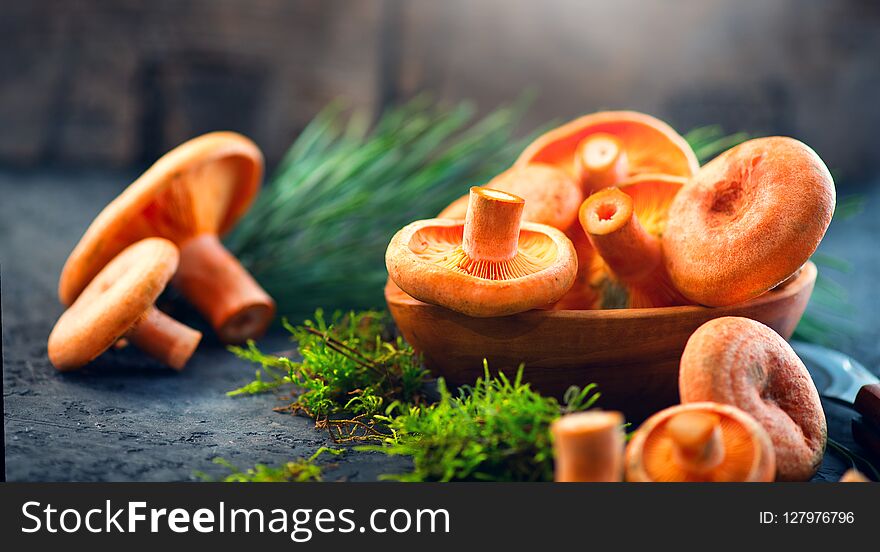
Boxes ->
[2,169,879,481]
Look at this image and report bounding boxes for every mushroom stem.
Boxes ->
[462,187,525,262]
[127,307,203,371]
[552,411,625,482]
[666,412,725,472]
[575,133,629,194]
[580,188,661,282]
[174,234,276,344]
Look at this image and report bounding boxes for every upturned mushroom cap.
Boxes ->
[58,132,263,305]
[49,238,182,370]
[438,164,583,230]
[386,187,577,317]
[515,111,698,193]
[626,402,776,482]
[578,174,688,308]
[663,136,835,306]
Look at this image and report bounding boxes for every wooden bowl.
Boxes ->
[387,262,816,422]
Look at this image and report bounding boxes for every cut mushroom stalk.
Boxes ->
[579,183,687,308]
[49,238,202,371]
[127,307,203,371]
[552,411,625,482]
[575,133,628,194]
[462,188,524,263]
[175,234,276,344]
[666,412,724,473]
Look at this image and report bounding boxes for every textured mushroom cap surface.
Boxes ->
[515,111,698,180]
[49,238,180,370]
[59,132,263,305]
[663,136,835,306]
[385,219,577,317]
[438,164,583,230]
[626,402,775,482]
[678,317,827,481]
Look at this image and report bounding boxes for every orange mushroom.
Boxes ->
[58,132,275,343]
[438,164,583,230]
[663,137,836,306]
[576,174,688,308]
[515,111,699,195]
[625,402,776,482]
[49,238,202,371]
[385,186,577,317]
[679,317,827,481]
[839,469,870,483]
[552,411,625,482]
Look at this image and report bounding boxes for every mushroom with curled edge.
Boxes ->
[663,136,836,307]
[552,411,625,482]
[515,111,699,195]
[49,238,202,371]
[679,317,827,481]
[386,186,577,317]
[58,132,275,343]
[576,174,689,308]
[625,402,776,482]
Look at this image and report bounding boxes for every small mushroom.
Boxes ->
[663,137,835,306]
[839,469,870,483]
[49,238,202,371]
[386,186,577,317]
[552,411,625,482]
[438,164,583,230]
[515,111,699,195]
[626,402,776,482]
[679,317,827,481]
[576,174,689,308]
[58,132,275,343]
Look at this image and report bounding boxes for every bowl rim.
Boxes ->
[385,261,817,320]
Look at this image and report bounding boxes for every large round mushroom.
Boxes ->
[386,187,577,317]
[49,238,202,371]
[515,111,699,195]
[662,137,835,306]
[58,132,275,343]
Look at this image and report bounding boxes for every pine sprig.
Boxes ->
[361,364,600,482]
[228,96,534,319]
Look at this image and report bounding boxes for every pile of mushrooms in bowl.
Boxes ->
[385,111,835,421]
[49,132,276,372]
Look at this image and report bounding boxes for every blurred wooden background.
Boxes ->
[2,0,879,183]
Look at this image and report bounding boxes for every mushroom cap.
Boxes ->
[626,402,776,482]
[58,132,263,305]
[515,111,699,181]
[438,164,583,230]
[49,238,180,370]
[663,136,835,306]
[582,174,686,308]
[385,218,577,317]
[678,316,827,481]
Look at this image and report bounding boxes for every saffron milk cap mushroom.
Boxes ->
[386,186,577,317]
[49,238,202,371]
[57,132,275,343]
[515,111,699,195]
[678,317,827,481]
[662,137,835,306]
[578,175,688,308]
[626,402,776,482]
[552,410,625,482]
